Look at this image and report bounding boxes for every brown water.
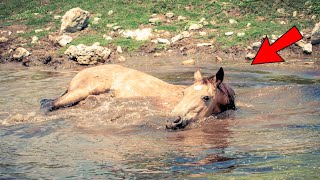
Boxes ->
[0,60,320,179]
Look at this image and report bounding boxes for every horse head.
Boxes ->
[166,67,235,130]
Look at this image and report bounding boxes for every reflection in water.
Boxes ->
[0,63,320,179]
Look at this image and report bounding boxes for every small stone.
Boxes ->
[57,34,73,46]
[245,53,255,60]
[118,56,126,62]
[237,32,245,37]
[122,28,153,41]
[199,31,207,36]
[103,35,113,40]
[54,15,62,19]
[293,11,297,17]
[229,19,238,24]
[108,10,114,16]
[13,47,30,59]
[117,46,123,53]
[31,36,39,44]
[182,59,195,65]
[154,53,162,57]
[113,26,122,31]
[180,47,186,52]
[178,16,187,21]
[16,30,24,34]
[199,18,206,23]
[247,23,251,27]
[189,24,203,30]
[157,38,170,45]
[271,34,278,40]
[311,15,316,20]
[149,17,162,25]
[210,20,216,25]
[279,21,286,25]
[107,23,116,28]
[60,7,90,33]
[35,29,43,33]
[215,56,223,63]
[196,43,212,47]
[34,13,39,16]
[225,32,234,36]
[92,17,100,24]
[0,36,9,43]
[277,8,285,14]
[251,41,262,50]
[302,43,312,54]
[171,31,190,43]
[165,12,174,18]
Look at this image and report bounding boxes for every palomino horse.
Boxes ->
[40,65,235,129]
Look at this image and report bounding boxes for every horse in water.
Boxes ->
[40,65,235,130]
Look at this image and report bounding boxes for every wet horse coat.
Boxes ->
[40,64,235,129]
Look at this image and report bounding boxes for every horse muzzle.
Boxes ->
[165,116,189,130]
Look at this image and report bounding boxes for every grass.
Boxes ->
[1,0,320,52]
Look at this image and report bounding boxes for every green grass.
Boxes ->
[1,0,319,52]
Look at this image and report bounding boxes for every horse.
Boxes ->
[40,64,236,130]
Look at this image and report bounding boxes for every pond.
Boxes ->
[0,59,319,179]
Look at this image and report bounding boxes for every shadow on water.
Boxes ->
[0,62,320,179]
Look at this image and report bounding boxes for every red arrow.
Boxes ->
[251,26,303,65]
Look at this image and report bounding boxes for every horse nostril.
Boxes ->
[173,116,181,123]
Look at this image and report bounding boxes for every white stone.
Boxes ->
[199,31,207,36]
[182,59,195,65]
[247,23,251,27]
[302,43,312,54]
[196,43,212,47]
[178,16,187,21]
[113,26,122,31]
[103,35,113,40]
[251,41,262,49]
[225,32,234,36]
[171,31,191,43]
[35,29,43,33]
[64,43,111,65]
[189,24,203,30]
[117,46,123,53]
[229,19,238,24]
[92,17,100,24]
[122,28,153,41]
[157,38,170,45]
[277,8,285,14]
[60,7,90,33]
[245,53,255,60]
[108,10,114,16]
[13,47,30,59]
[165,12,174,18]
[149,17,162,25]
[16,31,24,34]
[237,32,245,37]
[118,56,126,62]
[31,36,38,44]
[54,15,62,19]
[0,36,9,43]
[293,11,297,17]
[57,34,73,46]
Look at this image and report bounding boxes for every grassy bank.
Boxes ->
[0,0,319,53]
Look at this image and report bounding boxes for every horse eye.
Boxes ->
[202,96,210,102]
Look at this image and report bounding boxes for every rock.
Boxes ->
[35,29,43,33]
[237,32,245,37]
[117,46,123,53]
[0,36,9,43]
[64,43,111,65]
[178,16,187,21]
[16,30,24,34]
[229,19,237,24]
[113,26,122,31]
[279,21,286,25]
[215,56,223,63]
[92,17,100,24]
[165,12,174,18]
[277,8,285,14]
[247,23,251,27]
[251,41,262,50]
[293,11,297,17]
[60,7,90,33]
[57,34,72,46]
[302,43,312,54]
[182,59,195,65]
[210,20,216,25]
[171,31,190,43]
[189,24,203,30]
[31,36,38,44]
[311,15,316,20]
[199,31,207,36]
[118,56,126,62]
[12,47,30,60]
[311,23,320,45]
[122,28,153,41]
[54,15,62,19]
[108,10,113,16]
[154,52,162,57]
[196,43,212,47]
[157,38,170,45]
[225,32,234,36]
[245,53,255,60]
[149,17,162,25]
[271,34,278,40]
[103,35,113,40]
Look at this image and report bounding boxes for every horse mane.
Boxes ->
[201,77,236,111]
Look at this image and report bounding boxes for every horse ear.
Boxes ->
[194,69,203,82]
[209,67,224,85]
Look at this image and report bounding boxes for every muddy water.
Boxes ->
[0,60,319,179]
